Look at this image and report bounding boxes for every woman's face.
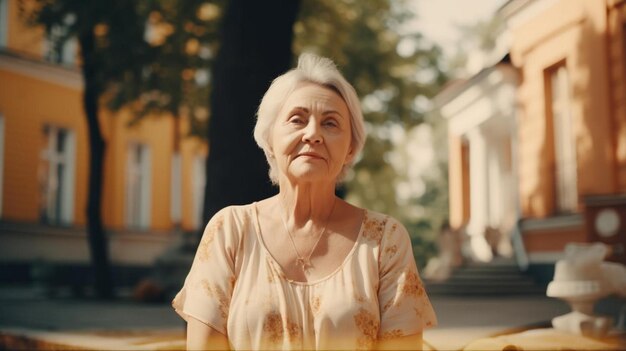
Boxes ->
[271,82,353,184]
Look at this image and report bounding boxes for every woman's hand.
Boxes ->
[376,332,424,350]
[186,316,230,351]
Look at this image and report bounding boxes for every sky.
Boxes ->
[410,0,507,57]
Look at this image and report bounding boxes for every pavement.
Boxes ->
[425,294,572,350]
[0,285,620,350]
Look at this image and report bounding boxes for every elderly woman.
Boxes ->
[173,53,437,350]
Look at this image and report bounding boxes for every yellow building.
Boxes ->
[507,0,626,260]
[439,0,626,277]
[0,0,208,283]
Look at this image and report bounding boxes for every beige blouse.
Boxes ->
[172,203,437,350]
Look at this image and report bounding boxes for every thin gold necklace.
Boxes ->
[279,197,337,271]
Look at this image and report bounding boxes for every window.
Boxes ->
[170,152,181,225]
[192,155,206,229]
[0,0,8,47]
[125,143,151,229]
[39,125,76,224]
[44,18,78,65]
[547,64,578,213]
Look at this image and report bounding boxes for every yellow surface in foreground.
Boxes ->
[3,327,626,351]
[464,328,625,351]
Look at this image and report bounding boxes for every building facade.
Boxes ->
[440,0,626,276]
[0,0,208,282]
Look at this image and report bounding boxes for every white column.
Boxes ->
[487,136,503,228]
[497,135,516,257]
[467,128,488,237]
[467,128,493,262]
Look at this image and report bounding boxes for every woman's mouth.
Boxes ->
[297,152,323,159]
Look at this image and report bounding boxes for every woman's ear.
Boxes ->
[344,146,355,165]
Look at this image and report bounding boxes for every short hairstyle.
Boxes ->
[254,53,366,185]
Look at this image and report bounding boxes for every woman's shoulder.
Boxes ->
[360,208,409,244]
[218,203,256,215]
[203,203,257,235]
[361,208,406,231]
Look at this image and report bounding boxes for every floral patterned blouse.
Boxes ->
[172,203,437,350]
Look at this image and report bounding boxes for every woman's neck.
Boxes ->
[277,179,337,228]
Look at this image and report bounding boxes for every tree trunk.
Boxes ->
[79,29,114,299]
[203,0,301,226]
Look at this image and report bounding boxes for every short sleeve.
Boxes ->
[377,218,437,338]
[172,206,239,335]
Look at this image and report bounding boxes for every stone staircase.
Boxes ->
[424,259,547,296]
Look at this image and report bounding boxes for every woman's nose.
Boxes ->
[302,120,323,144]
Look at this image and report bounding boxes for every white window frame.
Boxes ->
[192,155,206,229]
[40,125,76,224]
[43,23,77,65]
[170,152,182,224]
[125,143,151,229]
[61,37,77,65]
[548,64,578,213]
[0,0,8,47]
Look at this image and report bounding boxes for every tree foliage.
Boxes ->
[107,0,225,137]
[26,0,226,135]
[446,15,504,78]
[21,0,156,103]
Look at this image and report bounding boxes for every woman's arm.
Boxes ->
[186,316,230,351]
[376,332,423,351]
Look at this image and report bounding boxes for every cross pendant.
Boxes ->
[296,257,312,271]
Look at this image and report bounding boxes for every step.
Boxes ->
[425,283,547,296]
[456,268,523,275]
[426,279,540,288]
[422,261,546,296]
[446,273,534,281]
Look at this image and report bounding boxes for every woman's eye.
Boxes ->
[324,119,338,127]
[289,116,304,124]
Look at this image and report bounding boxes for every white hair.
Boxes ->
[254,53,366,185]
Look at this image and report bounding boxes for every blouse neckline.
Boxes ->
[251,202,366,286]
